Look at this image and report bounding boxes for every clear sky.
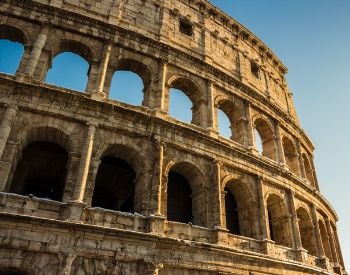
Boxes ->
[209,0,349,268]
[0,0,348,269]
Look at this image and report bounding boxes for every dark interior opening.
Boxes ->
[225,187,240,235]
[92,156,135,212]
[179,19,193,37]
[250,61,260,79]
[268,210,275,241]
[10,141,68,201]
[167,171,192,223]
[1,272,28,275]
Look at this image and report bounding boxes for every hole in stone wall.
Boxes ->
[169,88,193,124]
[0,39,24,75]
[167,171,192,224]
[225,187,240,235]
[45,52,89,92]
[109,71,144,106]
[179,19,193,37]
[254,128,263,154]
[250,61,260,79]
[92,156,135,212]
[218,109,231,139]
[10,141,68,201]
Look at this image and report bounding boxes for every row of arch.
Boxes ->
[0,23,317,187]
[0,122,339,265]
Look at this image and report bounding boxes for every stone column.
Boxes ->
[296,139,306,179]
[0,105,18,160]
[310,204,325,258]
[332,224,346,269]
[92,42,113,98]
[325,218,338,264]
[256,176,268,240]
[274,120,285,165]
[73,122,97,202]
[213,159,223,228]
[206,80,217,131]
[153,60,167,112]
[244,101,255,149]
[287,190,305,261]
[21,27,49,79]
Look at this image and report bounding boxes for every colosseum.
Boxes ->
[0,0,346,274]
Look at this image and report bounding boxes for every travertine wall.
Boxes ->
[0,0,346,274]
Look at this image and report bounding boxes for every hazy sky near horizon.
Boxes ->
[209,0,349,268]
[0,0,348,270]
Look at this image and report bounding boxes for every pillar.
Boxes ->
[256,176,268,240]
[325,218,338,264]
[274,120,285,165]
[92,42,113,98]
[287,190,303,251]
[213,159,224,228]
[152,60,167,111]
[244,101,255,149]
[0,105,18,159]
[207,80,216,131]
[73,122,97,202]
[332,224,346,269]
[310,205,325,258]
[22,27,49,79]
[296,139,306,179]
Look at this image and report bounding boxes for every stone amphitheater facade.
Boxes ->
[0,0,346,274]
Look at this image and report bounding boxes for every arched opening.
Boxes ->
[217,100,245,144]
[319,220,333,261]
[254,128,263,154]
[217,109,231,139]
[224,187,240,235]
[168,78,203,127]
[45,52,89,92]
[109,59,151,106]
[10,141,68,201]
[169,88,193,124]
[254,118,276,161]
[0,25,26,75]
[92,156,135,212]
[297,207,318,256]
[166,162,205,226]
[282,136,300,175]
[109,71,144,106]
[302,153,315,186]
[266,194,292,247]
[223,180,257,238]
[167,171,192,223]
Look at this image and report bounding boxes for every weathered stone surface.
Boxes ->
[0,0,346,274]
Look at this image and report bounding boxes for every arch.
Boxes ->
[91,143,145,213]
[166,161,206,226]
[9,141,68,201]
[296,207,318,256]
[216,99,246,144]
[282,136,300,175]
[223,178,257,238]
[0,24,28,45]
[0,24,27,75]
[167,76,205,127]
[253,118,276,161]
[318,219,333,261]
[44,39,94,91]
[109,58,153,106]
[266,193,292,247]
[302,153,315,186]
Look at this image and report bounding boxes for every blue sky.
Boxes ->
[0,0,349,269]
[209,0,350,268]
